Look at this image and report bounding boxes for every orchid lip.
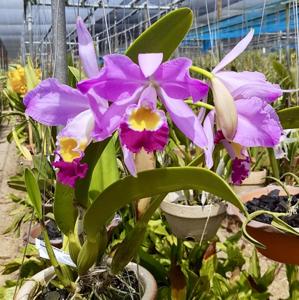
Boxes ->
[120,104,169,153]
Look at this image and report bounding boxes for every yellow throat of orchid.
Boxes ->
[128,107,161,131]
[59,137,87,162]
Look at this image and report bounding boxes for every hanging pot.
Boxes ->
[232,169,267,195]
[160,191,227,241]
[15,262,157,300]
[232,185,299,265]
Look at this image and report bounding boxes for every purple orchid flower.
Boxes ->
[212,29,282,102]
[52,157,89,187]
[24,79,108,187]
[209,29,282,141]
[203,97,283,184]
[23,17,106,187]
[77,53,210,175]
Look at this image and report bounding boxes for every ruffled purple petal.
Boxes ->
[120,123,169,153]
[77,54,145,100]
[154,58,209,101]
[58,109,94,141]
[159,88,208,149]
[232,82,282,103]
[138,53,163,78]
[91,88,142,141]
[216,71,282,103]
[119,104,169,153]
[233,98,283,147]
[53,157,88,188]
[213,29,254,73]
[215,71,266,91]
[231,156,251,185]
[24,78,89,126]
[56,109,94,162]
[76,17,99,78]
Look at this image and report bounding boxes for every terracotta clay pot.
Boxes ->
[15,262,157,300]
[161,192,226,241]
[233,169,267,195]
[239,185,299,265]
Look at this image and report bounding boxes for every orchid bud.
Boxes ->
[210,76,238,141]
[76,17,99,78]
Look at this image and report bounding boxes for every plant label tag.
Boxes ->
[35,238,76,267]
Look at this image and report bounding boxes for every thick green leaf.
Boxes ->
[286,265,299,300]
[68,66,85,82]
[248,249,261,279]
[111,194,166,274]
[12,130,32,161]
[84,167,245,239]
[126,8,193,62]
[212,274,230,298]
[277,106,299,129]
[77,229,107,275]
[54,183,77,235]
[88,137,119,202]
[200,254,217,279]
[138,248,168,284]
[259,263,277,288]
[24,57,39,91]
[111,222,147,274]
[24,168,42,220]
[75,139,110,208]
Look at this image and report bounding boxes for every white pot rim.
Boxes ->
[161,192,227,218]
[15,262,157,300]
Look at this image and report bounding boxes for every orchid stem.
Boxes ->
[190,66,214,79]
[185,100,214,111]
[42,226,74,291]
[267,148,280,179]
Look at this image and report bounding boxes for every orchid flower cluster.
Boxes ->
[24,18,283,187]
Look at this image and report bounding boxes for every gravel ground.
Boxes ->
[0,125,27,287]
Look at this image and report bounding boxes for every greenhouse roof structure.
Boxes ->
[0,0,298,60]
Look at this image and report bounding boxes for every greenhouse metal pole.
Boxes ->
[51,0,68,84]
[27,1,34,59]
[285,3,290,68]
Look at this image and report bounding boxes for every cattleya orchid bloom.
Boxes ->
[78,53,210,175]
[203,97,283,184]
[23,17,105,187]
[206,29,282,141]
[24,79,108,187]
